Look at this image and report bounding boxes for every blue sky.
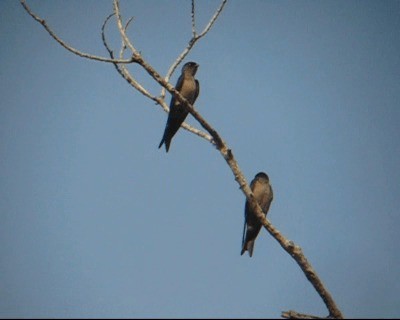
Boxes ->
[1,1,400,318]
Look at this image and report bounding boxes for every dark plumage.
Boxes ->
[241,172,273,257]
[158,61,200,152]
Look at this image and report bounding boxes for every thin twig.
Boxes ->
[101,10,212,144]
[113,0,138,55]
[20,0,134,64]
[191,0,197,37]
[281,310,327,319]
[125,16,135,31]
[101,13,156,102]
[161,0,228,99]
[198,0,227,37]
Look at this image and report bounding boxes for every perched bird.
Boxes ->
[241,172,273,257]
[158,61,200,152]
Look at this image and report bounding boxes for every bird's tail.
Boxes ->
[241,213,254,257]
[158,136,170,152]
[158,138,164,149]
[241,216,247,248]
[241,240,254,257]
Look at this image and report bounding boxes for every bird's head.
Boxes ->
[182,61,199,75]
[255,172,269,181]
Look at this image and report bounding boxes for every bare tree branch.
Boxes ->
[100,12,212,144]
[161,0,228,99]
[108,3,344,318]
[20,0,134,64]
[112,0,139,55]
[21,1,343,318]
[109,40,344,318]
[101,13,158,104]
[198,0,228,37]
[191,0,196,37]
[282,310,328,319]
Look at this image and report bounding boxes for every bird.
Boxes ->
[158,61,200,152]
[241,172,273,257]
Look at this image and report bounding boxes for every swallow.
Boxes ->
[158,61,200,152]
[241,172,273,257]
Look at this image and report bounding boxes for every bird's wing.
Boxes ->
[194,79,200,102]
[170,74,184,108]
[242,177,257,245]
[263,185,273,212]
[242,202,249,247]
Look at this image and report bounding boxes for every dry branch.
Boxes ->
[20,0,133,64]
[20,1,343,318]
[162,0,227,99]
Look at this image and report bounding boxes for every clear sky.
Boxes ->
[1,1,400,318]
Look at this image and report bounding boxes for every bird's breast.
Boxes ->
[179,77,197,104]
